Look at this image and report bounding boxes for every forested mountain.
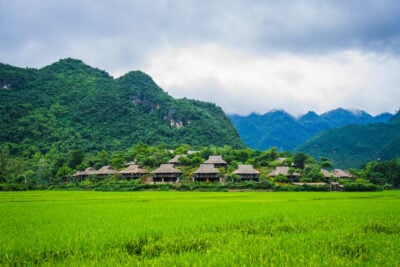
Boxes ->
[296,112,400,168]
[0,58,243,156]
[229,108,392,151]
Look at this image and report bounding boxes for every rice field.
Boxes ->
[1,191,399,266]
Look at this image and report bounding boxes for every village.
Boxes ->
[72,153,351,191]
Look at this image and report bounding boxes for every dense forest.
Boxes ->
[297,111,400,168]
[0,58,243,157]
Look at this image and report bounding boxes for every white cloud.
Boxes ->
[143,44,400,115]
[1,1,399,116]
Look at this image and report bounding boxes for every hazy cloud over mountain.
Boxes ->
[1,0,399,115]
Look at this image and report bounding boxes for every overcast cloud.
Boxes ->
[1,0,399,115]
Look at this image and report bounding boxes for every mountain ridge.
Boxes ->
[296,113,400,168]
[229,108,393,151]
[0,58,244,156]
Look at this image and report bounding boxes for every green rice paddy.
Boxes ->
[1,191,400,266]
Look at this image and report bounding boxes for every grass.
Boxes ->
[1,191,399,266]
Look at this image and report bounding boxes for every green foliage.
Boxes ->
[0,59,243,158]
[305,167,325,182]
[229,109,392,151]
[293,152,309,169]
[297,113,400,168]
[274,174,288,183]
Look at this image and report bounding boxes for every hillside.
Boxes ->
[229,108,392,151]
[296,112,400,168]
[0,58,243,156]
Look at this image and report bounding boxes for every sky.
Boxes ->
[1,0,400,116]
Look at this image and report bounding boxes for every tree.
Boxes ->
[306,168,324,182]
[274,174,288,183]
[0,146,25,183]
[56,164,73,183]
[293,153,309,169]
[36,157,52,184]
[111,152,125,170]
[68,150,84,169]
[0,146,11,182]
[97,150,109,166]
[320,157,333,169]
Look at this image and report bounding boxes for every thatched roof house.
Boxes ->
[152,164,181,183]
[268,166,301,182]
[96,166,118,177]
[119,164,148,179]
[168,154,186,165]
[72,167,97,180]
[233,165,260,181]
[321,169,352,180]
[193,164,220,182]
[204,155,227,168]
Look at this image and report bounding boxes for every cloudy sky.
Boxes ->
[1,0,400,116]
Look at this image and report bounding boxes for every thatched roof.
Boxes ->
[84,167,97,174]
[333,169,352,178]
[73,167,96,176]
[119,164,148,174]
[321,169,351,178]
[72,170,85,177]
[268,166,300,177]
[233,165,260,175]
[194,164,220,174]
[168,154,186,164]
[321,169,334,178]
[204,155,227,165]
[96,166,118,175]
[152,164,182,174]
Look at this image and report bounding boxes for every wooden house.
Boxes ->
[204,155,228,168]
[193,164,220,182]
[268,166,301,182]
[119,164,148,180]
[233,165,260,182]
[152,164,181,183]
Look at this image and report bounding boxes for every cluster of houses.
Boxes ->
[73,154,351,187]
[73,155,260,183]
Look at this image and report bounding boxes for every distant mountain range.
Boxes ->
[0,58,243,156]
[297,112,400,168]
[229,108,393,151]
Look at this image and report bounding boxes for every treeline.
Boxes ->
[1,143,399,191]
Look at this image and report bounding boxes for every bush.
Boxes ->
[343,182,382,192]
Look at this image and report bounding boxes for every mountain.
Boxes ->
[0,58,243,156]
[229,108,392,151]
[230,110,309,151]
[296,111,400,168]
